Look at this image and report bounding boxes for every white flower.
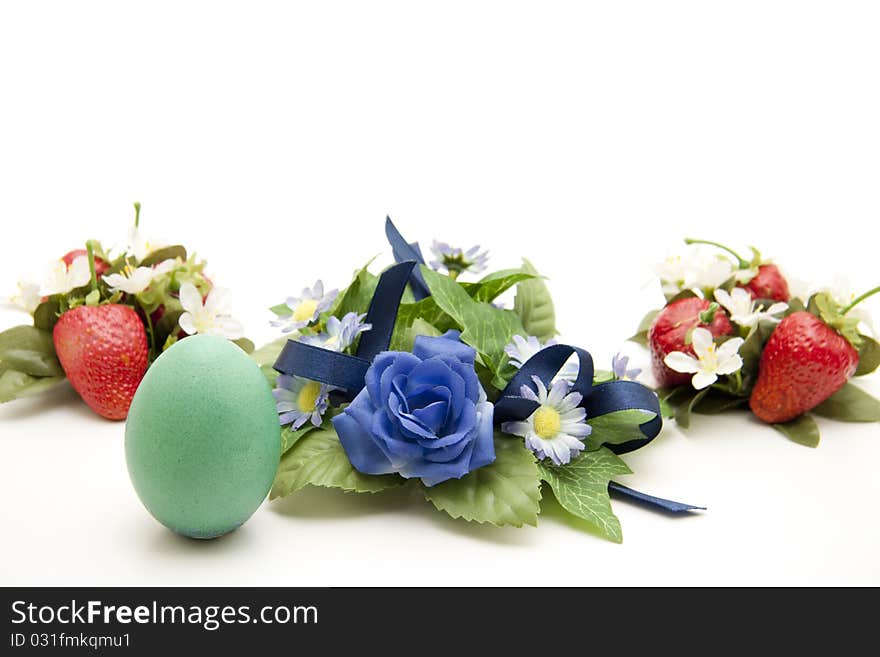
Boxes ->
[273,375,331,429]
[122,225,166,261]
[178,282,243,339]
[690,255,735,291]
[504,334,578,383]
[714,287,788,329]
[10,280,42,313]
[429,241,489,277]
[39,256,91,296]
[300,312,372,352]
[733,266,759,284]
[271,280,338,333]
[656,250,735,296]
[824,276,875,336]
[664,327,745,390]
[501,377,591,466]
[655,254,695,296]
[103,259,178,295]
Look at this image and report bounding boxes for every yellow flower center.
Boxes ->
[292,299,319,322]
[297,381,322,413]
[533,406,561,439]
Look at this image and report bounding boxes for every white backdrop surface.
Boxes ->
[1,1,879,586]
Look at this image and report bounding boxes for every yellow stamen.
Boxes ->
[297,381,321,413]
[292,299,319,322]
[533,406,561,439]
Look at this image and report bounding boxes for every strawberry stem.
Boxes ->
[86,241,98,292]
[699,302,720,324]
[842,286,880,315]
[684,238,750,269]
[133,202,141,228]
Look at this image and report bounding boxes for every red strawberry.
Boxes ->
[53,304,149,420]
[744,264,789,302]
[649,297,734,387]
[62,249,110,277]
[749,311,858,423]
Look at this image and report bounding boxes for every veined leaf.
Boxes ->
[513,258,556,342]
[251,337,290,367]
[424,435,541,527]
[461,270,535,303]
[329,260,379,319]
[585,409,657,449]
[0,326,63,377]
[33,299,61,331]
[812,383,880,422]
[855,335,880,377]
[0,369,66,403]
[140,245,187,267]
[538,447,632,543]
[271,428,405,499]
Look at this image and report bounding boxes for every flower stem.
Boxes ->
[841,286,880,315]
[86,241,98,292]
[684,238,749,269]
[139,299,156,355]
[133,201,141,228]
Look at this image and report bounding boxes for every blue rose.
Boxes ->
[333,330,495,486]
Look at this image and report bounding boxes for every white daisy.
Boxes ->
[39,256,91,296]
[664,327,745,390]
[271,280,338,333]
[501,376,591,466]
[273,375,331,429]
[429,241,489,279]
[178,282,244,340]
[300,312,371,352]
[714,287,788,329]
[504,334,578,383]
[10,280,42,313]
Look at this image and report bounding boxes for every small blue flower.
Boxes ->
[333,330,496,487]
[273,374,331,429]
[429,241,489,278]
[300,312,371,352]
[271,280,338,333]
[611,353,642,381]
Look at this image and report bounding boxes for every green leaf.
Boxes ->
[251,337,290,367]
[855,335,880,376]
[0,369,66,403]
[233,338,255,354]
[33,299,61,331]
[269,303,290,317]
[389,317,442,352]
[737,320,777,393]
[585,409,657,449]
[461,270,535,303]
[423,435,541,527]
[329,260,379,318]
[0,326,63,377]
[674,387,708,429]
[513,258,556,342]
[627,309,659,346]
[280,423,317,454]
[811,383,880,422]
[538,447,631,543]
[772,414,821,448]
[140,245,187,267]
[692,390,748,414]
[421,267,526,390]
[270,428,405,498]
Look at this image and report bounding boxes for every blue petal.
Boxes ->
[366,351,418,407]
[412,400,448,434]
[413,332,476,365]
[468,400,496,471]
[333,410,395,476]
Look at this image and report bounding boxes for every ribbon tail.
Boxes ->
[384,216,431,300]
[608,481,705,513]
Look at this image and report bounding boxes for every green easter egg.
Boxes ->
[125,334,281,539]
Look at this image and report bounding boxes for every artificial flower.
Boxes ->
[656,251,734,296]
[300,312,371,352]
[714,287,788,329]
[273,374,331,429]
[824,276,875,336]
[333,330,495,487]
[10,280,41,313]
[429,241,489,278]
[103,259,177,295]
[501,376,590,466]
[663,327,745,390]
[39,256,91,296]
[178,282,243,339]
[611,352,641,381]
[122,225,167,261]
[504,334,578,383]
[271,280,338,333]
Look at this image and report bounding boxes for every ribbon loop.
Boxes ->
[384,217,430,300]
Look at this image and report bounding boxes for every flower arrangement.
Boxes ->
[0,203,251,419]
[632,238,880,446]
[252,219,700,542]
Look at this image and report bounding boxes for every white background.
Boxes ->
[1,1,879,585]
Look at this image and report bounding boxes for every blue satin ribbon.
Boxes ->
[383,217,702,514]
